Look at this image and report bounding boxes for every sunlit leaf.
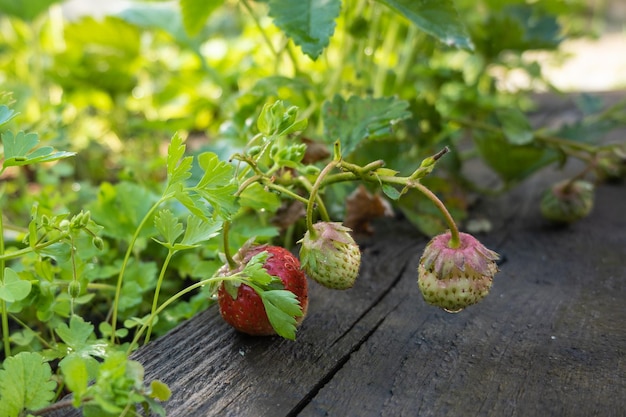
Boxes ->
[268,0,341,59]
[323,95,411,156]
[180,0,224,36]
[495,108,534,145]
[375,0,473,50]
[0,352,56,416]
[0,0,61,21]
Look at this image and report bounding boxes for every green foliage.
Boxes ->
[268,0,342,59]
[0,352,56,417]
[323,95,412,156]
[375,0,473,50]
[0,0,624,414]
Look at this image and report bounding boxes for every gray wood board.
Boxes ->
[131,180,625,417]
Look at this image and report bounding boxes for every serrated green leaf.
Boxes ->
[0,0,61,21]
[495,108,534,145]
[166,133,193,191]
[2,131,39,159]
[154,209,184,246]
[174,186,212,220]
[260,290,302,340]
[238,182,282,211]
[196,152,234,189]
[323,95,411,156]
[0,105,17,128]
[375,0,473,50]
[268,0,341,59]
[241,252,275,287]
[473,129,558,183]
[55,315,107,358]
[0,352,56,414]
[88,182,160,240]
[179,215,222,246]
[0,268,32,302]
[180,0,224,36]
[196,183,239,217]
[0,131,76,171]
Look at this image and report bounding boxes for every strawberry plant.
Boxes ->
[0,0,625,415]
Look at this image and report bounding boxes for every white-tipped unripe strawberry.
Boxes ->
[540,179,594,224]
[299,222,361,290]
[418,231,499,312]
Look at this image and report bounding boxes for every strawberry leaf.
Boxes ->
[260,290,302,340]
[180,0,224,36]
[268,0,341,60]
[374,0,473,50]
[0,352,56,416]
[495,107,534,145]
[323,95,411,156]
[241,252,275,287]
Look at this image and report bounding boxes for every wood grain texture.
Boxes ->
[300,182,626,417]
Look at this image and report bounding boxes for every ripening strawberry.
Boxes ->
[299,222,361,290]
[418,231,499,312]
[217,245,308,336]
[540,179,594,224]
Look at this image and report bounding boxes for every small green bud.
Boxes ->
[302,165,320,175]
[68,281,81,298]
[247,145,262,157]
[80,211,91,227]
[92,236,104,251]
[59,219,71,231]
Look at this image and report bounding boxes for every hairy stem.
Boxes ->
[110,197,167,343]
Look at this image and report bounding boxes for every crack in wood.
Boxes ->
[285,250,414,416]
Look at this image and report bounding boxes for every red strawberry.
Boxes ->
[217,245,308,336]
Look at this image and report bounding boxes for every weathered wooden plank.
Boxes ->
[133,224,421,417]
[298,181,626,417]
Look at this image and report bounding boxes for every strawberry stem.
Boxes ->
[222,221,237,269]
[306,142,342,237]
[412,182,460,248]
[306,160,339,238]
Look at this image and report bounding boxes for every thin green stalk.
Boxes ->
[296,176,330,222]
[0,237,66,261]
[222,220,236,269]
[305,160,339,237]
[0,209,9,357]
[411,182,460,248]
[373,15,399,96]
[144,249,176,345]
[110,197,167,343]
[240,0,278,57]
[127,274,240,355]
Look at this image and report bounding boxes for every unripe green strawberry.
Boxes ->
[418,231,499,312]
[299,222,361,290]
[540,179,594,224]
